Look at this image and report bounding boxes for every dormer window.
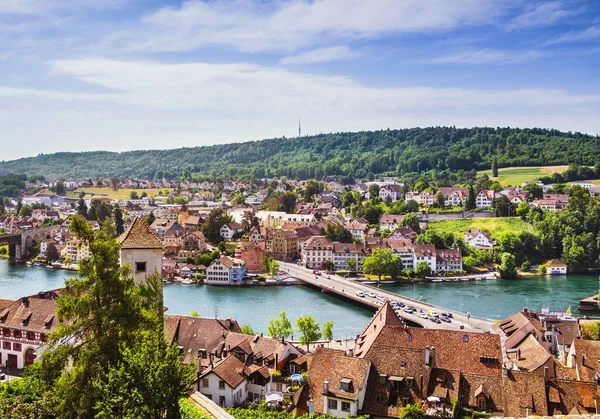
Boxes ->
[406,377,414,387]
[340,378,352,392]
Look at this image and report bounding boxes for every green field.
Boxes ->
[65,187,167,200]
[478,165,568,186]
[426,217,532,239]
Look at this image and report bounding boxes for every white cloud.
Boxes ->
[546,25,600,44]
[0,57,598,160]
[508,1,578,30]
[0,0,132,15]
[418,48,544,64]
[279,46,359,65]
[108,0,507,53]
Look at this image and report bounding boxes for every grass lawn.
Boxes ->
[426,217,531,239]
[65,187,167,200]
[478,165,568,186]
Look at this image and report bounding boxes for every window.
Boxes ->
[406,378,413,387]
[13,329,21,338]
[201,379,209,388]
[477,397,486,411]
[341,402,351,413]
[219,396,226,407]
[13,343,21,352]
[27,331,35,341]
[402,398,409,406]
[2,328,9,337]
[375,395,383,404]
[219,380,225,389]
[2,341,10,350]
[135,262,147,273]
[328,399,338,410]
[463,335,469,343]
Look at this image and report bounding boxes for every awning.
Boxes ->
[265,394,284,403]
[388,376,405,382]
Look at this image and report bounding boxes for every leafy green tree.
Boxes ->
[516,201,530,219]
[399,403,426,419]
[434,191,445,209]
[55,181,65,196]
[262,254,274,273]
[114,206,124,236]
[363,248,393,281]
[46,243,59,262]
[491,157,498,177]
[322,321,334,344]
[145,212,156,227]
[320,259,334,272]
[296,316,322,351]
[190,311,199,316]
[465,186,476,211]
[267,311,293,339]
[402,213,421,233]
[241,211,259,231]
[269,260,280,276]
[231,194,246,206]
[240,324,256,335]
[321,222,353,243]
[202,208,232,243]
[415,261,431,278]
[19,204,32,216]
[498,252,518,278]
[278,191,297,213]
[77,195,88,217]
[368,184,380,202]
[462,256,475,273]
[130,191,139,200]
[347,257,357,272]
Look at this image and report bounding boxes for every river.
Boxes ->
[1,259,598,337]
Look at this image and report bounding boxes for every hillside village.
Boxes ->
[3,172,594,279]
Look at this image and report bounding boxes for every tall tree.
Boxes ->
[267,311,293,339]
[465,185,476,210]
[296,316,322,352]
[491,157,498,177]
[77,195,88,217]
[114,206,124,236]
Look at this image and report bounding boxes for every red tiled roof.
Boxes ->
[117,217,163,249]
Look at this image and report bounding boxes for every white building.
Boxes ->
[379,185,402,202]
[464,228,494,250]
[475,189,494,208]
[413,244,437,272]
[220,223,243,240]
[302,236,334,269]
[332,243,369,272]
[198,356,248,407]
[205,257,247,284]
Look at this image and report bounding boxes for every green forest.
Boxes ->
[0,127,598,180]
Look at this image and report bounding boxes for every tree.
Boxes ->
[322,321,334,346]
[363,248,393,281]
[77,195,88,217]
[498,252,518,278]
[46,243,59,262]
[267,311,293,339]
[402,213,421,234]
[55,181,65,196]
[17,216,193,417]
[190,311,199,316]
[240,324,256,335]
[19,204,32,216]
[145,212,156,227]
[415,261,431,278]
[114,206,124,236]
[320,259,335,272]
[262,254,274,273]
[465,186,476,210]
[491,157,498,177]
[434,191,445,209]
[399,403,426,419]
[231,194,246,206]
[241,211,259,232]
[140,191,148,198]
[93,329,194,419]
[347,257,357,272]
[515,201,530,219]
[322,222,353,243]
[269,260,280,276]
[296,315,322,352]
[202,208,232,243]
[368,184,380,202]
[130,191,139,200]
[278,191,297,213]
[462,256,475,273]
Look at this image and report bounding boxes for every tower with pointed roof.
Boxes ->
[117,217,163,286]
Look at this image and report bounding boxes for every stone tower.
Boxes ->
[117,217,163,286]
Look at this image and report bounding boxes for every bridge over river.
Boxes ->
[0,225,62,259]
[279,262,494,333]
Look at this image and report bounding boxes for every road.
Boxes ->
[280,262,494,333]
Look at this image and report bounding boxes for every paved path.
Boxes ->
[280,262,494,333]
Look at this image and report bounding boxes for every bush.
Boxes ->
[179,398,210,419]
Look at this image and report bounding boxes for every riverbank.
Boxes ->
[169,277,304,286]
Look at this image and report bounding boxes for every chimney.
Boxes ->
[323,381,329,394]
[523,307,528,315]
[22,297,29,307]
[425,346,430,366]
[502,366,508,377]
[261,332,263,337]
[583,354,586,366]
[431,346,436,366]
[516,349,520,361]
[544,366,548,381]
[282,336,285,344]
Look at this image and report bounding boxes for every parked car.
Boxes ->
[440,316,451,323]
[418,312,428,319]
[442,312,453,318]
[367,292,376,298]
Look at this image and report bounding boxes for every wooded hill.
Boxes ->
[2,127,598,180]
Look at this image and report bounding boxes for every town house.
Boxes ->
[464,228,494,250]
[440,187,469,207]
[220,223,243,240]
[302,236,333,269]
[413,244,437,273]
[332,242,369,272]
[206,256,247,285]
[475,189,494,208]
[271,230,298,262]
[379,185,402,202]
[240,241,265,272]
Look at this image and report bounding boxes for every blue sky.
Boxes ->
[1,0,599,160]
